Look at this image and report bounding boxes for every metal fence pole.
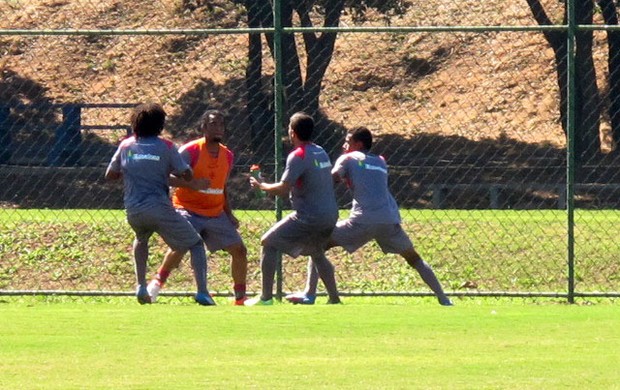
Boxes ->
[48,104,82,166]
[273,0,285,301]
[566,0,576,304]
[0,105,11,164]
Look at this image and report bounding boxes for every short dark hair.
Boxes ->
[131,103,166,138]
[199,109,225,129]
[350,126,373,150]
[289,112,314,141]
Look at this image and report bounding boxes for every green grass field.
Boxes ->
[1,210,619,388]
[1,297,619,389]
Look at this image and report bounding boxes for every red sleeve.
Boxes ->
[161,138,175,149]
[180,141,201,167]
[293,145,306,159]
[226,148,234,173]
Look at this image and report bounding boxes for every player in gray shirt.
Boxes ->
[245,112,341,306]
[286,127,452,306]
[105,103,214,305]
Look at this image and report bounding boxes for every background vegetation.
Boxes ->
[1,209,618,298]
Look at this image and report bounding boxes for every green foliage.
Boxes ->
[1,209,619,297]
[228,0,410,24]
[342,0,411,23]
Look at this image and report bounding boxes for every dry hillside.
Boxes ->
[1,1,575,143]
[1,0,618,208]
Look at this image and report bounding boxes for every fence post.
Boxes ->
[432,184,446,209]
[0,105,11,164]
[48,104,82,166]
[489,184,501,209]
[273,0,285,301]
[566,0,576,304]
[557,185,566,209]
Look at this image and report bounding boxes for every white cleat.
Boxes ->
[147,279,162,303]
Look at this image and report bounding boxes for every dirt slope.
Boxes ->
[1,1,618,209]
[0,0,571,145]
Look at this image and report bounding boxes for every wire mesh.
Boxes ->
[0,0,619,302]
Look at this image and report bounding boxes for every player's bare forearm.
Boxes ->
[223,189,232,215]
[177,168,193,182]
[249,175,289,197]
[332,171,343,184]
[104,168,122,181]
[262,181,290,197]
[169,176,210,190]
[168,176,185,188]
[168,169,193,183]
[223,190,239,227]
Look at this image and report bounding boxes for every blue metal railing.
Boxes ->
[0,103,135,166]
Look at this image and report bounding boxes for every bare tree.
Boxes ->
[526,0,601,164]
[245,0,274,156]
[597,0,620,151]
[239,0,409,154]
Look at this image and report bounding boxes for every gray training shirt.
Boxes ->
[107,136,189,215]
[281,143,338,225]
[332,150,401,224]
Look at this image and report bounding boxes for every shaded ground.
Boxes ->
[4,133,620,210]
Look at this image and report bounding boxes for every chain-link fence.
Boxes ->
[1,0,618,302]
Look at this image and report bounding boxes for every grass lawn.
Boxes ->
[1,209,619,296]
[0,297,619,389]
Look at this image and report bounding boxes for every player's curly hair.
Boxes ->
[289,112,314,141]
[350,126,373,151]
[199,109,225,129]
[130,103,166,138]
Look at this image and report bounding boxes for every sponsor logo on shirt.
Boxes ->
[358,159,387,174]
[199,188,224,195]
[314,159,332,169]
[128,151,161,161]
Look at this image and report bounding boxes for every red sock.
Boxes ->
[234,284,246,300]
[157,268,171,284]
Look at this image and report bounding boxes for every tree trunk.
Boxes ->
[525,0,601,164]
[277,0,305,116]
[245,0,274,157]
[598,0,620,151]
[574,0,601,163]
[254,0,343,119]
[246,0,344,154]
[297,1,345,115]
[526,0,568,133]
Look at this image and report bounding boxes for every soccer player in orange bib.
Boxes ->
[147,109,249,305]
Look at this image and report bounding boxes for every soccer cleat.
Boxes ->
[243,297,274,306]
[285,292,316,305]
[195,292,216,306]
[233,296,249,306]
[147,279,162,303]
[136,285,151,305]
[439,298,454,306]
[326,298,342,305]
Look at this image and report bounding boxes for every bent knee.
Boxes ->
[227,243,248,259]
